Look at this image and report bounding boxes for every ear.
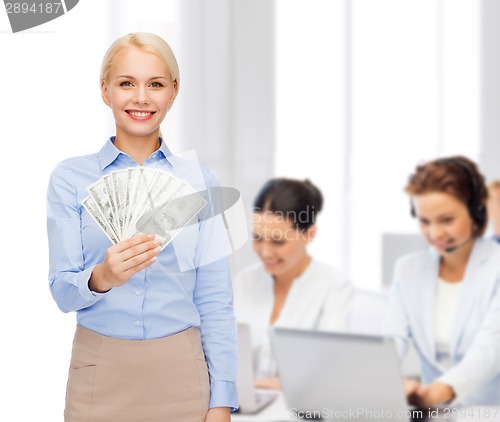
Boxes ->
[305,225,318,245]
[101,80,111,106]
[168,80,179,108]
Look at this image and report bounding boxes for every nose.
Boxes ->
[259,241,275,258]
[133,86,150,105]
[253,239,273,257]
[428,223,445,240]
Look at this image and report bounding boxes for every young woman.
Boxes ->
[384,156,500,407]
[233,178,354,390]
[47,33,236,421]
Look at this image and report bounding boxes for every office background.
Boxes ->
[1,0,500,419]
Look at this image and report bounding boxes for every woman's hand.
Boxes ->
[404,378,455,408]
[415,381,455,408]
[204,407,231,422]
[255,377,281,390]
[89,233,161,293]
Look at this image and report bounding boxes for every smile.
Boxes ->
[126,110,156,120]
[263,259,282,266]
[434,241,452,249]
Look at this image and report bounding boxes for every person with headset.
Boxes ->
[384,156,500,407]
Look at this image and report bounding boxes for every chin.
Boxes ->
[264,264,284,276]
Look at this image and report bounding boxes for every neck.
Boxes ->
[114,129,161,165]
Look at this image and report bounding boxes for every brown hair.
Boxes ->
[405,156,488,236]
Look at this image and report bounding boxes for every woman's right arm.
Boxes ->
[47,164,105,313]
[47,165,160,312]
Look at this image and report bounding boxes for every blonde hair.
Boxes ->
[100,32,180,91]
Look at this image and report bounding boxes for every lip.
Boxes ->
[262,259,282,267]
[433,241,453,249]
[125,110,156,121]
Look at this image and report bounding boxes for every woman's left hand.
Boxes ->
[204,407,231,422]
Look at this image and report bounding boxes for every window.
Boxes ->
[275,0,480,289]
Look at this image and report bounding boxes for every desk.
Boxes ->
[231,393,500,422]
[232,393,294,421]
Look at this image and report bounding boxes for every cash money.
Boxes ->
[82,167,207,248]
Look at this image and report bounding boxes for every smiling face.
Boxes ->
[252,211,315,280]
[101,47,177,144]
[413,191,475,255]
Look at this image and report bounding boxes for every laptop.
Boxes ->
[236,322,278,414]
[270,327,417,422]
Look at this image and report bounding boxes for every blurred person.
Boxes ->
[233,178,354,390]
[487,180,500,243]
[47,33,236,421]
[384,156,500,408]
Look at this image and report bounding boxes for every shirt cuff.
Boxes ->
[209,380,239,412]
[77,266,108,302]
[436,372,468,407]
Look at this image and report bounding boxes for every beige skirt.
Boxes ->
[64,324,210,422]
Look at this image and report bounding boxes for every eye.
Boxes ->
[120,81,133,87]
[418,218,429,226]
[150,81,164,87]
[252,234,262,242]
[441,217,454,224]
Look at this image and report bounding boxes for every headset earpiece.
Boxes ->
[408,158,486,229]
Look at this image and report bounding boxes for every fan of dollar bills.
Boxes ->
[83,167,207,248]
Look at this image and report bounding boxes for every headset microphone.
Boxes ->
[444,237,472,253]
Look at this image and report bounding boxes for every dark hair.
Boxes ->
[253,178,323,231]
[406,156,488,236]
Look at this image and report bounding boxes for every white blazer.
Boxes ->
[384,238,500,406]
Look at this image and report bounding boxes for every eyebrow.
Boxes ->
[419,213,455,220]
[116,75,170,80]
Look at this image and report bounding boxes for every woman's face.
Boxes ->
[101,47,177,141]
[252,211,313,278]
[413,191,474,255]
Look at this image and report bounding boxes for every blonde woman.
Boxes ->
[47,33,236,421]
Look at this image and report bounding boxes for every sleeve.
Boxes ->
[383,258,412,362]
[47,164,106,313]
[437,277,500,405]
[317,273,355,332]
[191,171,239,411]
